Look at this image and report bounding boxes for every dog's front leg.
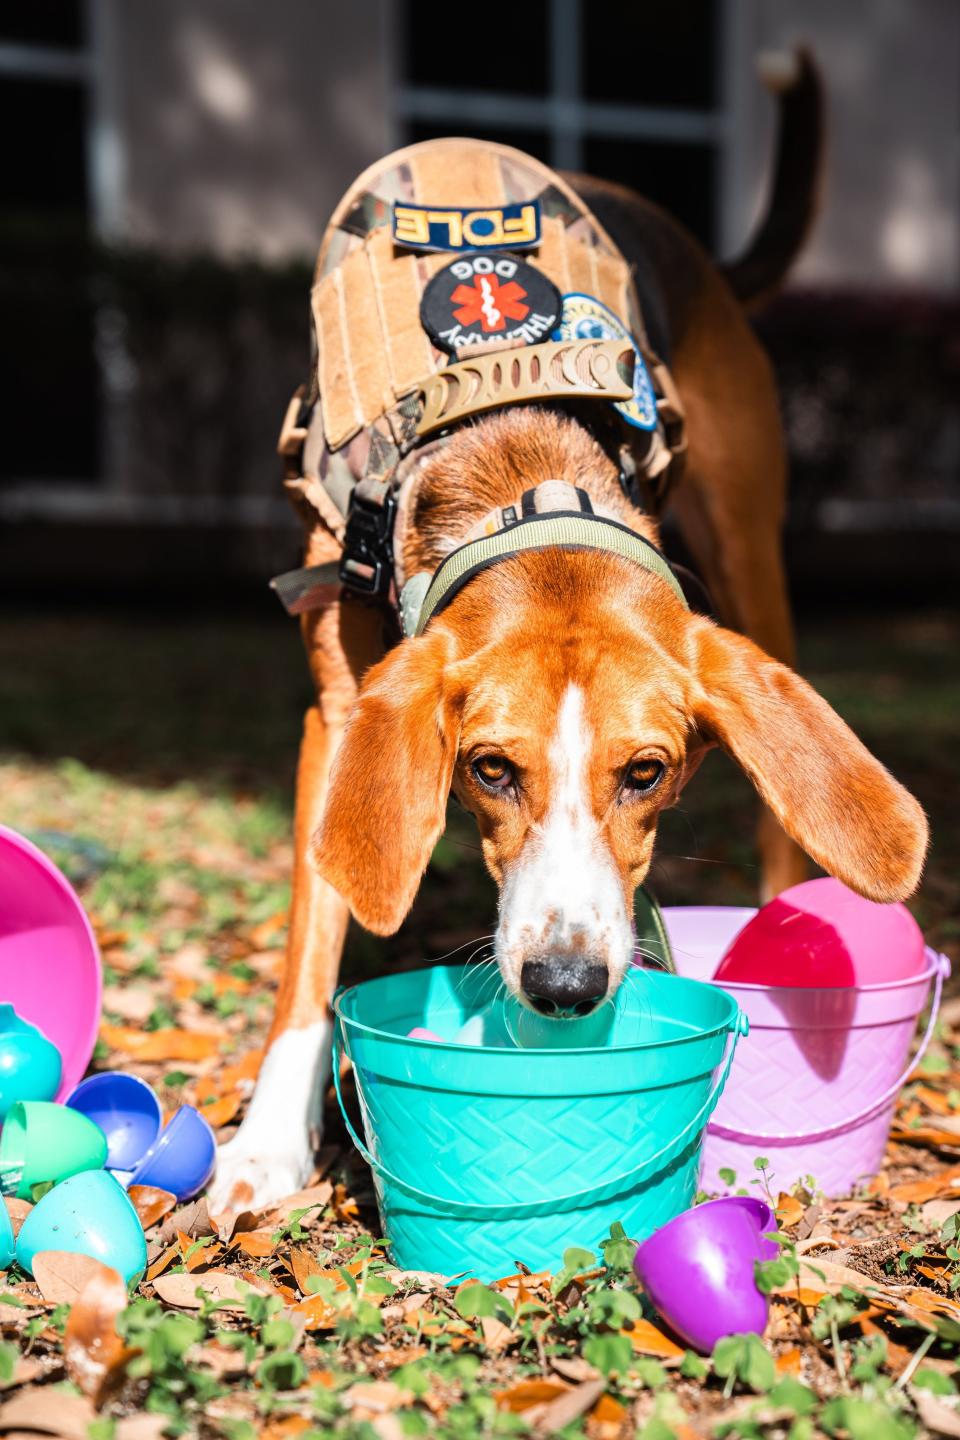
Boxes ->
[209,596,382,1213]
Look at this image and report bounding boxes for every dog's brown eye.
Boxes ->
[473,755,513,791]
[624,758,665,794]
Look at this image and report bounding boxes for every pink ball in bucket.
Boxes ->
[0,826,102,1097]
[713,878,925,988]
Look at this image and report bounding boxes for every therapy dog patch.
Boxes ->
[421,253,562,355]
[393,200,542,253]
[553,292,658,430]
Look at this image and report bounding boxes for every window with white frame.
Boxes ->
[395,0,724,248]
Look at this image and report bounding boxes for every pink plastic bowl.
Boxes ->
[0,826,102,1098]
[714,877,926,988]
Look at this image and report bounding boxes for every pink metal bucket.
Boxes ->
[0,826,102,1098]
[663,907,950,1197]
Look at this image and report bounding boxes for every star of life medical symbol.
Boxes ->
[419,252,563,355]
[450,272,530,332]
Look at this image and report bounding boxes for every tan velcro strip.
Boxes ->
[367,228,433,397]
[536,216,573,294]
[565,233,598,295]
[342,247,393,428]
[313,269,364,450]
[410,145,506,207]
[596,251,631,324]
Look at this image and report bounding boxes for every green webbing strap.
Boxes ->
[412,511,689,637]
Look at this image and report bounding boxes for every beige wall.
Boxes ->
[103,0,958,293]
[107,0,392,260]
[729,0,960,293]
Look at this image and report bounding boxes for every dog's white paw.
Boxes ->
[208,1132,314,1215]
[206,1019,331,1216]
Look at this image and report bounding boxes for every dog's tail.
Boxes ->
[720,48,824,309]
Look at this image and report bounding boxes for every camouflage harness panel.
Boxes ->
[275,139,686,613]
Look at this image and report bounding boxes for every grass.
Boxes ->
[0,602,957,1437]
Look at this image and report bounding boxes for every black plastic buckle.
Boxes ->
[338,489,397,600]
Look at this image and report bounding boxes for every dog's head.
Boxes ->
[313,548,927,1016]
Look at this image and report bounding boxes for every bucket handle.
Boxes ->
[709,952,951,1147]
[332,1010,747,1220]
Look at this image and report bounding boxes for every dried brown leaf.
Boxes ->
[787,1256,885,1296]
[775,1192,806,1227]
[550,1356,600,1384]
[535,1378,606,1434]
[923,1198,960,1228]
[99,1025,220,1061]
[4,1200,31,1238]
[495,1379,570,1412]
[259,1418,312,1440]
[115,1417,169,1440]
[890,1169,960,1205]
[127,1186,177,1230]
[192,1340,250,1379]
[911,1385,960,1438]
[249,911,288,949]
[0,1389,96,1439]
[159,1197,215,1245]
[291,1292,338,1330]
[217,1049,264,1088]
[152,1269,270,1311]
[0,1357,42,1392]
[288,1245,322,1293]
[590,1393,627,1425]
[343,1381,414,1415]
[193,1093,242,1129]
[234,1228,276,1259]
[33,1252,117,1307]
[625,1318,684,1359]
[101,986,157,1023]
[890,1115,960,1148]
[63,1260,133,1404]
[380,1267,450,1289]
[479,1314,513,1353]
[144,1243,179,1283]
[775,1346,803,1376]
[901,1287,960,1322]
[259,1181,334,1230]
[175,1229,222,1272]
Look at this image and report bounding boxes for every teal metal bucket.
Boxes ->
[334,964,747,1277]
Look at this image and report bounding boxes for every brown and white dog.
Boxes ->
[209,56,927,1212]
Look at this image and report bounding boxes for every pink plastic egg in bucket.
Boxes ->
[662,906,950,1197]
[714,878,926,988]
[0,826,102,1098]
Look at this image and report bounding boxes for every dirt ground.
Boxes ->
[0,604,957,1438]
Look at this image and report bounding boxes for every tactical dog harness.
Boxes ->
[273,138,688,627]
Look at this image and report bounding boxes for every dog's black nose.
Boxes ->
[520,960,608,1018]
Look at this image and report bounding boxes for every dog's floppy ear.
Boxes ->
[690,618,928,902]
[312,629,460,935]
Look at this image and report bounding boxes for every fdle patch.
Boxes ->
[393,200,541,253]
[421,253,561,355]
[553,292,657,430]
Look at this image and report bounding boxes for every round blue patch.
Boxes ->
[553,293,658,431]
